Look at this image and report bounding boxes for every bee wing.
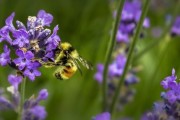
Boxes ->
[78,56,93,70]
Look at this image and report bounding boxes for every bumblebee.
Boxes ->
[42,42,92,80]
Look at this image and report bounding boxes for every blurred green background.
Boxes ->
[0,0,180,120]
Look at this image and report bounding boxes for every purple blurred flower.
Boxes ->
[116,31,129,43]
[94,64,104,83]
[109,54,126,78]
[161,69,180,104]
[30,105,47,120]
[166,84,180,104]
[171,16,180,36]
[93,112,111,120]
[125,73,139,85]
[161,68,177,90]
[143,18,150,28]
[94,55,127,83]
[121,1,141,21]
[22,89,49,120]
[116,0,150,43]
[8,74,22,90]
[37,89,48,101]
[0,45,10,66]
[0,96,14,110]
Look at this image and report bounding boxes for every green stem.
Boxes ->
[102,0,125,111]
[134,0,180,62]
[109,0,151,115]
[17,77,26,120]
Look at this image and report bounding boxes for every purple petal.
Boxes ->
[172,68,175,76]
[5,12,15,30]
[8,74,22,90]
[93,112,111,120]
[45,51,55,59]
[0,45,11,66]
[30,105,47,119]
[18,63,26,70]
[33,69,41,76]
[13,58,22,64]
[25,51,34,60]
[51,25,59,38]
[0,59,8,66]
[143,18,150,28]
[0,96,14,110]
[37,89,48,101]
[24,69,35,81]
[171,16,180,36]
[3,45,10,53]
[37,10,53,26]
[97,64,104,73]
[45,25,60,50]
[166,90,177,104]
[0,26,12,43]
[116,31,129,43]
[32,61,41,68]
[94,73,103,83]
[15,49,24,57]
[16,20,26,30]
[13,29,29,38]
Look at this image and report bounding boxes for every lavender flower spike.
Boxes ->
[161,68,177,90]
[0,10,61,81]
[142,68,180,119]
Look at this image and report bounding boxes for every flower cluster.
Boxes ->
[0,10,61,81]
[94,0,148,111]
[0,10,58,120]
[116,0,150,43]
[141,69,180,120]
[0,74,48,120]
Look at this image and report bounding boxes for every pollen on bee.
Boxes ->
[30,40,40,52]
[20,47,28,52]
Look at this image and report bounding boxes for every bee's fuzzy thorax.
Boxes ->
[61,42,72,50]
